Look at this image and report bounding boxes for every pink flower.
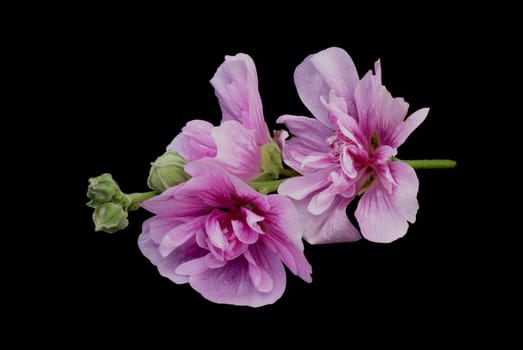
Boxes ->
[138,159,312,307]
[167,53,271,181]
[278,47,428,244]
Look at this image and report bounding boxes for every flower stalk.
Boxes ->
[399,159,457,169]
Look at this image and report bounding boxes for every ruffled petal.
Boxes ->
[159,215,207,257]
[146,216,183,244]
[138,230,205,284]
[308,171,356,215]
[390,108,429,147]
[294,47,359,126]
[277,114,331,152]
[278,169,332,200]
[212,120,262,181]
[277,114,332,173]
[189,245,286,307]
[210,53,269,145]
[167,120,216,161]
[355,161,419,243]
[293,196,361,245]
[262,195,312,282]
[232,219,259,244]
[354,64,410,145]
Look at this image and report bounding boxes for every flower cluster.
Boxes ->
[87,47,455,307]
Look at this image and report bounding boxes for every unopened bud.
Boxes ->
[93,202,129,233]
[87,173,122,207]
[147,151,189,192]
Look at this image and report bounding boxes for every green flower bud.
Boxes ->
[87,173,122,208]
[255,142,285,181]
[147,151,189,193]
[93,202,129,233]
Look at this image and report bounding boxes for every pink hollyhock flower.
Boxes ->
[138,159,312,307]
[278,47,428,244]
[167,53,271,181]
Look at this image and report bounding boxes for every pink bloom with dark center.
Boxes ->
[138,159,312,307]
[278,47,428,244]
[167,53,270,181]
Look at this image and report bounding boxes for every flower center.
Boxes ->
[201,203,265,262]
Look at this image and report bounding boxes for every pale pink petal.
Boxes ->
[244,247,274,293]
[354,66,410,145]
[278,169,332,200]
[232,219,259,244]
[277,114,333,172]
[175,255,209,276]
[137,228,162,268]
[241,207,264,234]
[308,171,356,215]
[167,120,216,161]
[353,70,378,139]
[390,108,429,147]
[294,47,359,126]
[212,120,262,181]
[247,263,273,293]
[341,146,357,179]
[263,195,312,282]
[273,129,288,151]
[205,210,227,249]
[138,229,205,284]
[146,216,182,244]
[189,246,286,307]
[334,111,366,147]
[371,145,398,193]
[355,161,419,243]
[300,154,334,171]
[157,239,205,284]
[293,196,361,244]
[141,184,208,217]
[277,114,332,152]
[210,53,269,145]
[159,215,207,257]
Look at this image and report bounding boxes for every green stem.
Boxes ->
[127,191,158,211]
[249,179,289,194]
[399,159,457,169]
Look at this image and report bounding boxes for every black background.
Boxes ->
[30,7,499,343]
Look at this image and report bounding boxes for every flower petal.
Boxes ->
[277,114,333,173]
[146,216,183,244]
[138,230,205,284]
[293,195,361,245]
[244,247,274,293]
[355,161,419,243]
[159,215,207,257]
[263,195,312,282]
[175,255,210,276]
[278,169,332,200]
[294,47,359,126]
[210,53,269,145]
[167,120,216,161]
[212,120,262,181]
[241,207,264,234]
[308,171,356,215]
[205,209,227,250]
[232,219,259,244]
[277,114,331,152]
[189,245,286,307]
[185,158,270,212]
[391,107,429,147]
[354,65,410,145]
